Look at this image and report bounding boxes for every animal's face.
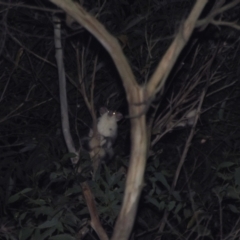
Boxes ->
[98,112,118,137]
[100,107,123,122]
[97,107,123,137]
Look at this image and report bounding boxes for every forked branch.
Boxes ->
[48,0,236,239]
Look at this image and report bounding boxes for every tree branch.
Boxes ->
[146,0,208,98]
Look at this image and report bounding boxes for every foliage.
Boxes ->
[0,153,125,239]
[0,0,240,239]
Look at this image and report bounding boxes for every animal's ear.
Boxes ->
[100,107,108,115]
[116,112,123,121]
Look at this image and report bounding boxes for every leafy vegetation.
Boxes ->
[0,0,240,239]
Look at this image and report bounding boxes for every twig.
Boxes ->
[211,20,240,30]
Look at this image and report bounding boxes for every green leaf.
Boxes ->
[226,186,240,199]
[184,209,192,219]
[19,227,35,240]
[145,196,165,210]
[154,172,170,190]
[171,191,181,201]
[8,193,20,203]
[56,221,64,232]
[153,158,159,168]
[50,172,59,180]
[19,212,27,223]
[217,162,235,170]
[53,162,61,170]
[33,207,54,218]
[65,186,81,196]
[168,201,176,211]
[194,225,212,237]
[216,172,233,180]
[159,201,165,210]
[61,152,77,162]
[104,165,112,187]
[41,227,57,240]
[228,204,240,213]
[174,203,183,214]
[49,234,75,240]
[38,218,59,229]
[20,188,33,194]
[8,188,33,203]
[234,167,240,186]
[145,196,157,206]
[28,199,46,206]
[63,167,71,176]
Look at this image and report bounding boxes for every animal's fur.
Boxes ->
[88,107,122,166]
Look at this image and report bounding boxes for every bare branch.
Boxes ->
[196,0,240,28]
[211,20,240,30]
[53,15,78,163]
[146,0,208,98]
[49,1,210,239]
[53,15,108,240]
[81,182,109,240]
[49,0,139,105]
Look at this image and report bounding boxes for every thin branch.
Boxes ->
[53,15,77,163]
[53,15,108,240]
[0,1,63,13]
[158,45,220,236]
[211,20,240,30]
[49,0,139,104]
[49,1,209,239]
[196,0,240,27]
[146,0,208,98]
[210,0,240,16]
[81,182,109,240]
